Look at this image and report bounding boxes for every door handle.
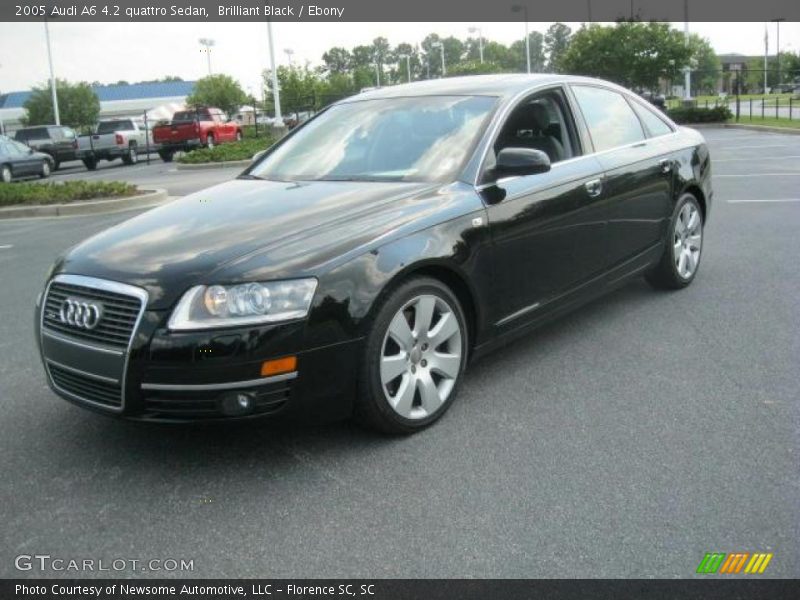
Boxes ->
[585,178,603,198]
[659,159,672,174]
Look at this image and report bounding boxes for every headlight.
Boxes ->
[168,279,317,330]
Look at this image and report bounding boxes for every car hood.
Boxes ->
[54,178,450,309]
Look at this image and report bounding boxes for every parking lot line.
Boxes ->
[727,198,800,204]
[712,155,800,162]
[0,244,13,249]
[716,173,800,178]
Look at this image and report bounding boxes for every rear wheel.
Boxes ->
[158,149,174,163]
[1,165,12,183]
[82,156,98,171]
[40,160,51,178]
[206,134,215,150]
[51,156,60,171]
[122,144,138,165]
[646,192,704,289]
[355,277,468,434]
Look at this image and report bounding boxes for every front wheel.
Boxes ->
[355,277,468,434]
[40,160,51,178]
[646,192,704,289]
[122,145,138,165]
[1,165,12,183]
[206,134,215,150]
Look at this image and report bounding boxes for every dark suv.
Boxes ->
[14,125,79,170]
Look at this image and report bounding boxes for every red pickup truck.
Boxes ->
[152,107,242,162]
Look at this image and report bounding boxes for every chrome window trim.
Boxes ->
[141,372,297,391]
[471,79,683,190]
[40,274,149,414]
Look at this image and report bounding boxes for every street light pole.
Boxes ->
[432,42,445,77]
[773,18,785,88]
[266,20,282,122]
[468,27,483,64]
[198,38,215,75]
[374,56,381,87]
[43,16,61,125]
[283,48,294,66]
[511,5,530,74]
[764,24,769,93]
[399,54,411,83]
[683,0,691,100]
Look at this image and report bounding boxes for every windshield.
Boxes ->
[248,95,497,183]
[97,121,133,134]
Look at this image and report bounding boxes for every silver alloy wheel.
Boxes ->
[236,131,243,141]
[1,165,11,183]
[673,202,703,279]
[207,135,215,149]
[129,147,138,163]
[380,294,463,420]
[41,161,50,177]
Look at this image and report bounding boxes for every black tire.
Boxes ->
[1,164,12,183]
[51,158,60,171]
[122,144,137,165]
[354,276,469,435]
[82,156,98,171]
[646,192,704,290]
[158,150,174,163]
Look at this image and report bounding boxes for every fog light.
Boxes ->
[220,392,255,416]
[261,356,297,377]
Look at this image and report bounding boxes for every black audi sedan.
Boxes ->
[35,75,711,433]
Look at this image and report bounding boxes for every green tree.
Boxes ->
[561,22,691,91]
[686,34,720,95]
[186,74,247,117]
[544,23,572,72]
[22,79,100,129]
[510,32,545,72]
[321,47,352,74]
[264,65,320,114]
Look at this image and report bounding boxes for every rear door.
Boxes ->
[570,85,674,267]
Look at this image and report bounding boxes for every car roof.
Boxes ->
[340,74,618,102]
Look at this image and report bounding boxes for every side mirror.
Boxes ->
[494,147,551,179]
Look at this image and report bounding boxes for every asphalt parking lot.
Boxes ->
[49,154,244,197]
[0,128,798,578]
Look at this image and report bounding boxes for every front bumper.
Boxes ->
[36,277,361,423]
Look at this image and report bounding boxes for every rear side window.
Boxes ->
[97,121,133,134]
[630,100,674,137]
[572,85,645,152]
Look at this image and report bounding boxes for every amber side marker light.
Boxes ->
[261,356,297,377]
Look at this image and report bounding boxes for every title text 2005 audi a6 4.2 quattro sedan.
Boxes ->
[35,75,711,433]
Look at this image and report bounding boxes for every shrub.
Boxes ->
[0,181,138,207]
[666,105,733,123]
[177,137,276,164]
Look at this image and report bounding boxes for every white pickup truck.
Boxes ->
[78,119,157,170]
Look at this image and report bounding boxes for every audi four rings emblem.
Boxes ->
[60,297,103,330]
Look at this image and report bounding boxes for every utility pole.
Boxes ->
[374,57,381,87]
[399,54,411,83]
[43,16,60,125]
[267,20,281,122]
[432,42,445,77]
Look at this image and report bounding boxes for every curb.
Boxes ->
[0,189,169,220]
[723,123,800,135]
[175,159,252,170]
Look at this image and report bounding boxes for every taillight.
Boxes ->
[115,134,124,145]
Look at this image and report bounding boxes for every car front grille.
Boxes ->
[48,363,123,408]
[42,281,142,349]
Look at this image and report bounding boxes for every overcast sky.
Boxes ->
[1,21,798,95]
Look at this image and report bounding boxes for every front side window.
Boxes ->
[572,86,645,152]
[249,95,497,183]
